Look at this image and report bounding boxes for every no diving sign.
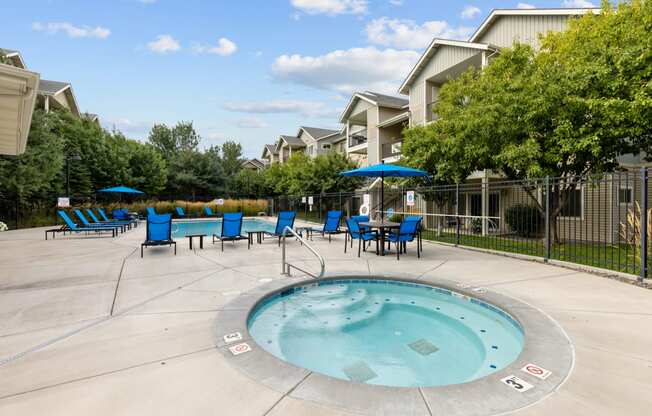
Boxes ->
[500,375,534,393]
[521,363,552,380]
[228,342,252,356]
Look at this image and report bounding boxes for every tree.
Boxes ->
[402,1,651,241]
[0,110,65,201]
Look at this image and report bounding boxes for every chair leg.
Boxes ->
[221,239,224,252]
[358,238,362,257]
[174,242,177,255]
[141,244,144,258]
[375,239,379,255]
[397,242,400,260]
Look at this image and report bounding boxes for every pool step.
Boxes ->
[287,294,385,331]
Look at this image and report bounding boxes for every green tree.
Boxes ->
[0,110,65,201]
[402,1,651,241]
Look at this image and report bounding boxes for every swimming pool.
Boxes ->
[248,279,524,388]
[172,218,276,238]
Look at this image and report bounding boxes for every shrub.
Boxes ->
[505,204,543,237]
[81,199,268,218]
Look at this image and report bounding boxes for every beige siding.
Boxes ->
[476,15,571,49]
[409,45,480,126]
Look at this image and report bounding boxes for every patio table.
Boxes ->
[186,234,206,250]
[359,221,400,256]
[247,230,266,245]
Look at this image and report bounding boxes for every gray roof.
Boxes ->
[280,135,305,147]
[264,144,278,155]
[301,126,340,140]
[358,91,408,108]
[242,158,265,168]
[38,79,71,95]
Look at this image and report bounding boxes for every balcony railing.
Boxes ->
[426,100,439,122]
[348,130,368,147]
[382,141,403,159]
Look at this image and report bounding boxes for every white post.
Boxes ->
[482,169,489,236]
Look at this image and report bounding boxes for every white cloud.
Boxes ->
[271,46,420,95]
[562,0,596,7]
[147,35,181,54]
[389,0,404,5]
[32,22,110,39]
[517,3,536,9]
[365,17,472,49]
[193,37,238,56]
[290,0,368,16]
[461,5,481,20]
[224,100,339,118]
[237,117,268,129]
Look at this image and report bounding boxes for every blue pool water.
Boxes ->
[248,280,524,387]
[172,219,275,237]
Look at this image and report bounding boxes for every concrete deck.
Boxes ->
[0,222,650,415]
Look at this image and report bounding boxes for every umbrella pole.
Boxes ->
[381,174,384,221]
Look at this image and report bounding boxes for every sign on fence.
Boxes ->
[363,193,370,206]
[308,196,314,205]
[301,197,306,203]
[406,191,415,206]
[57,197,70,208]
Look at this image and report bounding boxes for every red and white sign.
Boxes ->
[500,375,534,392]
[223,332,242,344]
[521,363,552,380]
[229,342,252,356]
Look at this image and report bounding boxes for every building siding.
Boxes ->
[476,15,572,49]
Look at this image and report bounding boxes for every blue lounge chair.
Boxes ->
[387,216,423,260]
[204,206,219,217]
[175,207,186,218]
[85,208,132,230]
[45,210,117,240]
[312,210,343,242]
[141,214,176,257]
[97,208,137,227]
[264,211,297,246]
[344,218,378,257]
[212,212,249,251]
[146,207,157,217]
[73,209,125,234]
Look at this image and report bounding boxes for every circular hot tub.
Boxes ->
[247,279,524,387]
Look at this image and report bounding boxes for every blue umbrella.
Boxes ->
[98,186,144,194]
[340,162,429,220]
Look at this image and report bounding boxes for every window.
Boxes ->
[549,188,583,218]
[307,145,314,155]
[619,186,633,205]
[322,143,331,150]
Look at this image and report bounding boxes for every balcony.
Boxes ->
[382,141,402,162]
[348,129,368,147]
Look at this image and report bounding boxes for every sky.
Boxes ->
[2,0,597,158]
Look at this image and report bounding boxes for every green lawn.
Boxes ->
[422,231,642,276]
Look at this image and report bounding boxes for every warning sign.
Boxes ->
[228,342,252,356]
[521,363,552,380]
[500,375,534,392]
[223,332,243,344]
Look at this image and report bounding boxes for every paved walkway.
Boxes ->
[0,222,650,415]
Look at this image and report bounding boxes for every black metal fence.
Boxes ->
[270,169,652,282]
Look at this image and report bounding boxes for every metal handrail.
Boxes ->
[281,226,326,279]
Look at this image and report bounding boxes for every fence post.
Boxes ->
[455,183,460,246]
[640,168,648,282]
[544,176,551,261]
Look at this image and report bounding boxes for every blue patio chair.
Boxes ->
[347,215,370,248]
[73,209,125,234]
[387,216,423,260]
[141,214,176,257]
[45,210,117,240]
[212,212,249,251]
[85,208,132,230]
[264,211,297,246]
[175,207,186,218]
[312,210,343,242]
[146,207,157,217]
[344,218,378,257]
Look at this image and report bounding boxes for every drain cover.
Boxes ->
[408,339,439,356]
[342,361,378,383]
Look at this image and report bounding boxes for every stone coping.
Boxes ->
[214,273,574,416]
